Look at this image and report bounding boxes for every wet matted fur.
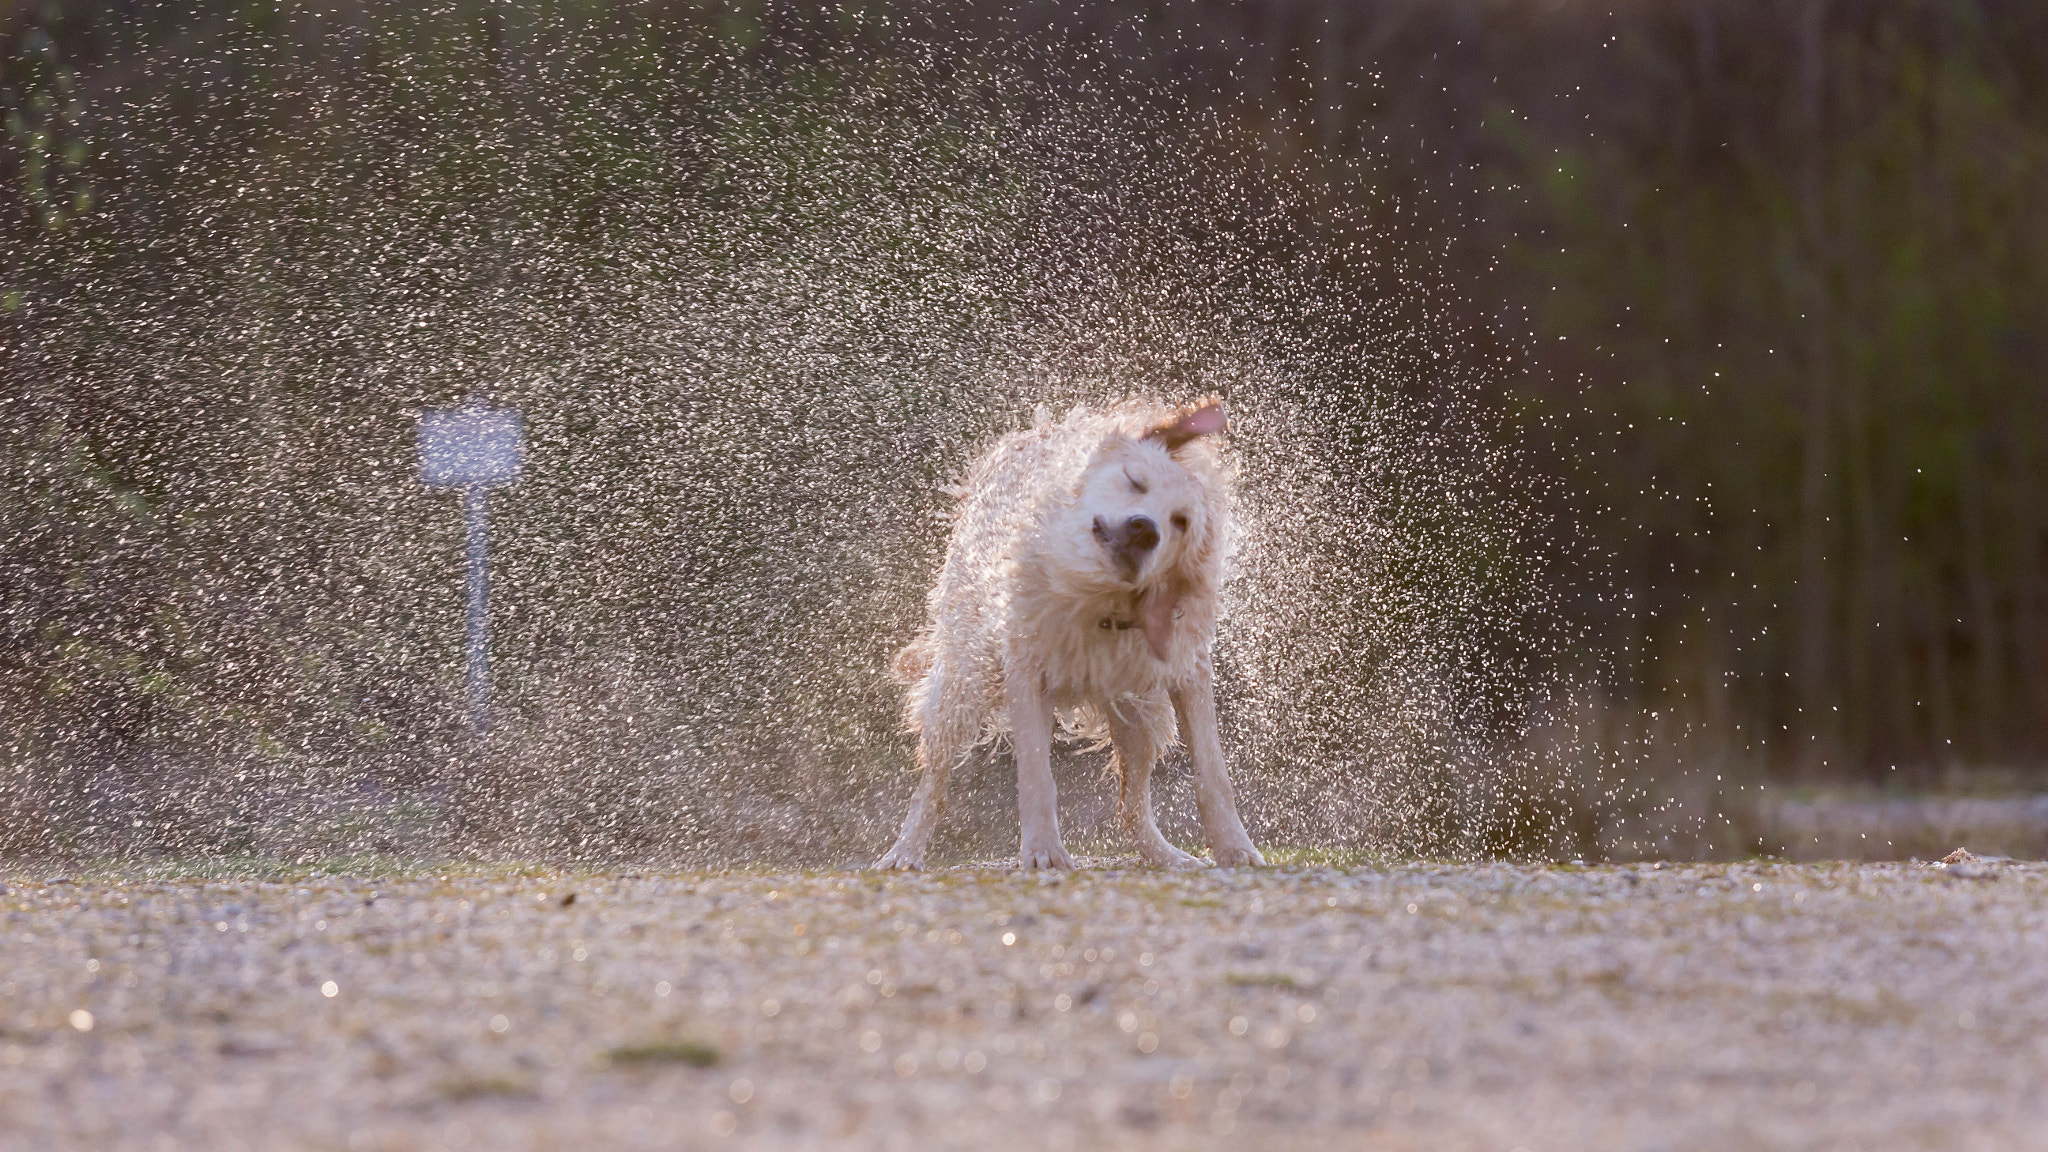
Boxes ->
[874,397,1265,870]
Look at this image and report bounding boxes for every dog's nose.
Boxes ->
[1124,515,1159,552]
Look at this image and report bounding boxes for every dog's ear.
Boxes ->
[1135,574,1186,661]
[1143,397,1226,452]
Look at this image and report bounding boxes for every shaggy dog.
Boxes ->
[874,397,1265,870]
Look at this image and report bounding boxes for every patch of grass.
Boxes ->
[1224,971,1303,989]
[605,1040,721,1068]
[1758,987,1919,1028]
[1261,846,1390,869]
[435,1073,536,1102]
[16,856,581,885]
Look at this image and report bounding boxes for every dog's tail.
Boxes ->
[892,635,945,750]
[891,635,935,687]
[1057,704,1114,754]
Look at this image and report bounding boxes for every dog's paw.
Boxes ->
[1140,844,1209,870]
[1018,842,1076,870]
[1209,842,1266,868]
[872,846,925,872]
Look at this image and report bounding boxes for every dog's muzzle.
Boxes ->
[1093,514,1159,580]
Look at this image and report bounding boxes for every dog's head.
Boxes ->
[1070,397,1228,657]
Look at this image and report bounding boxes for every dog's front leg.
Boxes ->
[1172,676,1265,867]
[1008,671,1073,870]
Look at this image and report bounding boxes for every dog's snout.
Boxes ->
[1125,515,1159,552]
[1095,514,1159,578]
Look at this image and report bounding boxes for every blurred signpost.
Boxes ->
[419,406,524,733]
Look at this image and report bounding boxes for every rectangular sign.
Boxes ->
[419,407,524,488]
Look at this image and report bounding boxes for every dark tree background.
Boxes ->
[4,0,2045,859]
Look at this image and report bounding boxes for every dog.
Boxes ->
[874,396,1265,870]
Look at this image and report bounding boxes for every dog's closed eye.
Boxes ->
[1171,512,1189,532]
[1125,470,1148,494]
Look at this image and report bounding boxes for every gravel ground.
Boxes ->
[3,856,2045,1152]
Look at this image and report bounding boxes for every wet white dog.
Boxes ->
[875,397,1265,870]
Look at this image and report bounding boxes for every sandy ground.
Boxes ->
[3,856,2045,1152]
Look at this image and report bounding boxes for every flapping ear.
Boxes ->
[1143,396,1226,452]
[1135,575,1185,662]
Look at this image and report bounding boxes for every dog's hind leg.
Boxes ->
[874,664,974,872]
[1105,698,1204,869]
[873,735,960,871]
[1172,676,1266,867]
[1009,671,1074,870]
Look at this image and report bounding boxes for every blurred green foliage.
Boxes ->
[1489,3,2048,781]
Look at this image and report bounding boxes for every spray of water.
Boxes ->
[2,13,1629,864]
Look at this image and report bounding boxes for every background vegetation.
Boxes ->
[4,0,2044,860]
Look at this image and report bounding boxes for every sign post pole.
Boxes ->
[420,406,525,735]
[463,484,491,732]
